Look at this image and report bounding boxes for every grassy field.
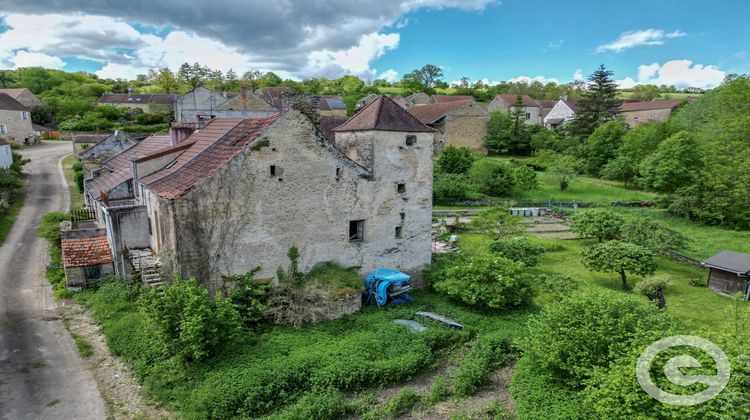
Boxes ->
[0,194,24,245]
[512,171,655,202]
[61,154,85,209]
[611,207,750,260]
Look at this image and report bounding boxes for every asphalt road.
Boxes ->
[0,142,106,419]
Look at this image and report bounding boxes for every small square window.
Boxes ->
[349,220,364,242]
[525,112,531,120]
[405,135,417,146]
[397,183,406,193]
[395,226,403,239]
[270,165,276,177]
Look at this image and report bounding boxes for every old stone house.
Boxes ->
[409,100,489,153]
[401,92,432,108]
[0,93,34,143]
[98,92,177,113]
[537,100,557,121]
[0,88,43,108]
[257,87,291,110]
[126,95,434,293]
[619,99,685,127]
[486,94,542,125]
[175,87,279,124]
[78,130,137,162]
[543,98,578,128]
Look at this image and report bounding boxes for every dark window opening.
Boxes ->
[270,165,276,176]
[349,220,364,242]
[405,134,417,146]
[336,167,342,178]
[147,216,152,235]
[397,183,406,193]
[395,226,403,239]
[400,212,405,222]
[83,265,102,282]
[525,112,531,120]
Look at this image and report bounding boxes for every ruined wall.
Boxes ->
[158,111,433,293]
[65,263,115,288]
[442,102,489,153]
[333,131,374,169]
[0,109,33,142]
[621,108,673,127]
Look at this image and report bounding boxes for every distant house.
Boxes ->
[431,95,475,104]
[619,99,685,127]
[401,92,432,108]
[701,251,750,299]
[537,100,557,121]
[0,140,12,169]
[175,87,277,124]
[486,95,542,125]
[543,99,578,128]
[0,88,43,108]
[319,96,347,116]
[0,93,34,143]
[98,92,177,113]
[409,100,489,153]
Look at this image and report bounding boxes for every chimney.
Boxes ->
[169,123,196,146]
[282,92,320,126]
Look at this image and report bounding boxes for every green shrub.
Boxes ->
[431,255,535,309]
[426,375,451,405]
[72,161,83,172]
[436,145,477,175]
[570,208,624,242]
[140,277,242,363]
[534,273,582,300]
[520,291,674,385]
[453,332,514,397]
[374,388,422,419]
[268,389,353,420]
[468,159,516,197]
[433,174,481,203]
[489,237,546,266]
[222,267,269,327]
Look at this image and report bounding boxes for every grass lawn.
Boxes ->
[610,207,750,261]
[61,154,85,209]
[513,171,656,202]
[456,232,743,331]
[0,194,24,245]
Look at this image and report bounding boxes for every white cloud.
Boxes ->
[633,60,725,88]
[307,32,400,78]
[616,77,637,89]
[377,69,399,82]
[572,69,584,81]
[10,51,66,69]
[506,75,560,84]
[596,29,686,53]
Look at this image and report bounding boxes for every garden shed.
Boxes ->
[701,251,750,299]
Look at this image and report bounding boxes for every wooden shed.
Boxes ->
[701,251,750,299]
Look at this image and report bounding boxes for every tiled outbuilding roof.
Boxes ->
[319,116,350,144]
[620,99,685,112]
[0,93,28,111]
[408,100,470,125]
[61,236,113,268]
[334,95,435,133]
[494,94,540,108]
[432,95,474,103]
[87,135,172,201]
[143,114,283,199]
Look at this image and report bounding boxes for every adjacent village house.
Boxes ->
[409,99,489,153]
[486,94,542,125]
[0,88,43,108]
[0,93,35,144]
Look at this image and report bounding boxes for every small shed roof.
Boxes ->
[61,236,113,268]
[702,251,750,275]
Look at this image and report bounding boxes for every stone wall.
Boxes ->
[65,263,115,289]
[441,102,489,154]
[149,110,433,294]
[0,109,33,142]
[621,108,673,127]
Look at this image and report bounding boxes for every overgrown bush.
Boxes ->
[468,159,518,197]
[268,389,354,420]
[489,237,546,266]
[306,261,362,298]
[534,273,582,300]
[433,174,481,203]
[452,331,515,396]
[634,277,670,308]
[431,255,535,309]
[140,277,242,363]
[222,267,269,328]
[521,291,674,385]
[436,145,476,175]
[570,208,624,242]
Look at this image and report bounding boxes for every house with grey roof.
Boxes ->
[0,88,43,108]
[701,251,750,299]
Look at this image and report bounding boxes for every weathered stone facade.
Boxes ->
[433,102,489,154]
[486,95,542,125]
[620,108,673,127]
[0,109,33,143]
[140,110,433,293]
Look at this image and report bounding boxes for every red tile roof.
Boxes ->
[87,135,172,201]
[334,95,435,133]
[432,95,475,103]
[61,236,113,268]
[143,114,283,199]
[319,116,350,144]
[0,93,28,111]
[408,100,470,125]
[619,99,685,112]
[494,94,540,108]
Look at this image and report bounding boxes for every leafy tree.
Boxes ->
[433,174,480,203]
[633,277,669,308]
[638,131,702,193]
[221,267,269,328]
[621,216,688,252]
[177,62,211,90]
[570,208,624,242]
[436,145,476,175]
[258,72,283,88]
[29,104,55,126]
[629,84,662,101]
[489,237,546,266]
[431,255,535,309]
[401,64,443,94]
[582,121,625,176]
[149,67,179,93]
[141,277,241,363]
[568,65,622,137]
[510,94,526,135]
[521,291,673,384]
[549,154,580,191]
[581,241,657,289]
[468,159,516,196]
[467,207,523,242]
[485,111,514,154]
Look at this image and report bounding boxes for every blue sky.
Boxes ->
[0,0,746,88]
